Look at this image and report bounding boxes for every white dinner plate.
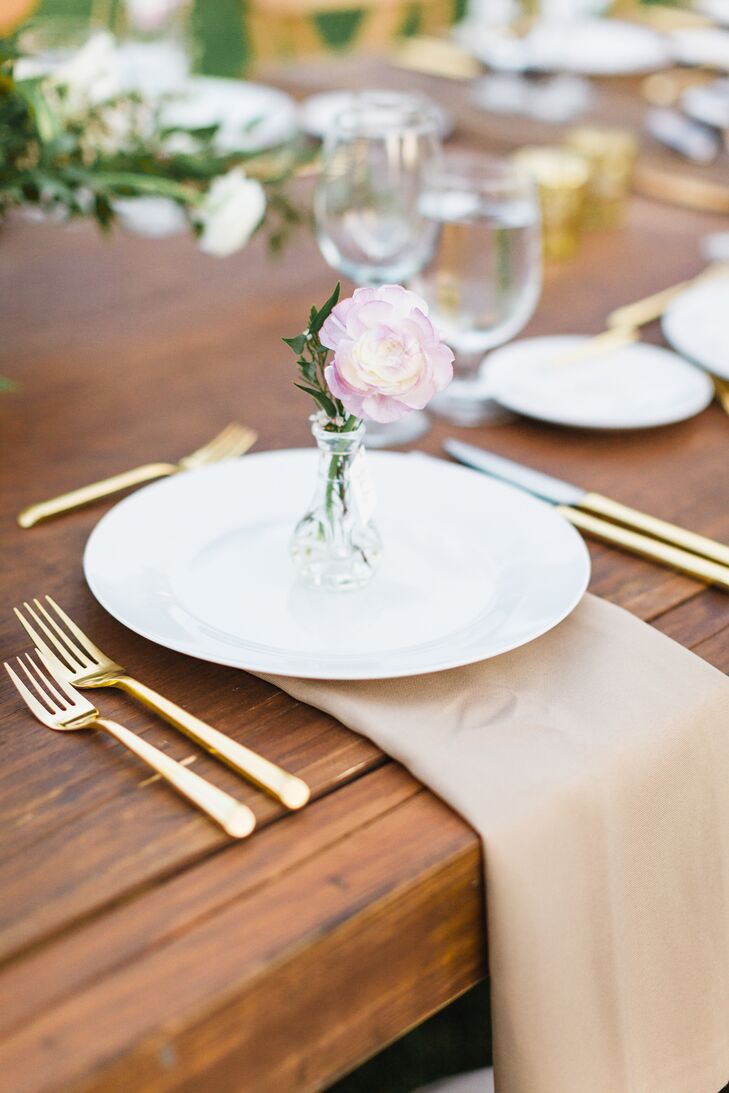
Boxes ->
[160,77,299,152]
[83,451,590,680]
[681,79,729,129]
[671,27,729,70]
[694,0,729,25]
[454,18,670,74]
[481,336,714,429]
[298,90,454,140]
[662,275,729,379]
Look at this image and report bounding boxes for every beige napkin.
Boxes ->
[264,594,729,1093]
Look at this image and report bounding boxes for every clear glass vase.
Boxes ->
[290,417,382,592]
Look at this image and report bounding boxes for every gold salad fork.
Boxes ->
[15,597,311,810]
[5,652,255,838]
[17,423,257,528]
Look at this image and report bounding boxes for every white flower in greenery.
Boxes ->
[124,0,188,33]
[51,32,121,117]
[196,169,266,257]
[115,196,189,238]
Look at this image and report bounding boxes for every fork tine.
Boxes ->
[29,598,92,669]
[13,605,75,673]
[43,596,108,666]
[35,649,88,705]
[188,424,242,464]
[199,428,257,465]
[4,661,53,723]
[193,429,247,465]
[212,429,257,460]
[16,655,62,713]
[22,653,67,709]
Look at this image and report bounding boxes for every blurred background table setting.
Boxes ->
[4,0,729,1092]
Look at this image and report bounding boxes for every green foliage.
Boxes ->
[283,283,359,430]
[0,35,307,247]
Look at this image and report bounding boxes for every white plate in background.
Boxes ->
[482,335,713,429]
[161,77,299,152]
[298,90,454,140]
[662,275,729,379]
[454,18,670,74]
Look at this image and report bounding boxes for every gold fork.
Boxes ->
[15,596,311,810]
[4,652,255,838]
[17,423,257,528]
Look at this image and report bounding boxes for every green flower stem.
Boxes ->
[89,172,203,204]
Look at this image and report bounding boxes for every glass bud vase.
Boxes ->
[290,417,382,592]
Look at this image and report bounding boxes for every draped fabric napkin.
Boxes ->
[264,594,729,1093]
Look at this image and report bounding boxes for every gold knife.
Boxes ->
[445,439,729,578]
[560,507,729,590]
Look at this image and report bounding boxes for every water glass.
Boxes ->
[314,92,442,288]
[314,92,443,446]
[411,150,542,425]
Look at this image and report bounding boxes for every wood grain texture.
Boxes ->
[2,58,729,1092]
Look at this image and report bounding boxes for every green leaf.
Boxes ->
[0,375,16,392]
[282,334,307,354]
[310,282,340,333]
[90,171,201,204]
[294,382,337,419]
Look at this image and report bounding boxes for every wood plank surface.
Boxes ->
[2,56,729,1093]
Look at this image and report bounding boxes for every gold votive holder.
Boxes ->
[564,126,638,229]
[512,146,589,261]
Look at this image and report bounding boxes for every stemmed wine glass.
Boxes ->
[313,91,442,447]
[411,149,542,425]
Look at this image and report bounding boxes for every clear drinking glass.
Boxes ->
[314,92,442,447]
[411,150,542,425]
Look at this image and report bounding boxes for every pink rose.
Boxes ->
[320,285,454,423]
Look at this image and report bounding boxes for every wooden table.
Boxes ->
[2,59,729,1093]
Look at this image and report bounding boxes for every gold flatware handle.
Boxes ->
[559,506,729,591]
[546,327,638,369]
[578,492,729,569]
[97,718,255,837]
[714,377,729,417]
[606,283,691,331]
[17,462,177,528]
[394,36,481,79]
[606,263,729,331]
[118,676,310,810]
[633,163,729,215]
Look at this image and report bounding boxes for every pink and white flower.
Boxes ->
[320,285,453,423]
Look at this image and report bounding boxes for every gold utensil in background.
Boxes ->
[5,653,256,838]
[633,164,729,215]
[714,377,729,416]
[17,423,257,528]
[15,596,310,810]
[393,36,481,79]
[606,263,729,331]
[546,327,639,369]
